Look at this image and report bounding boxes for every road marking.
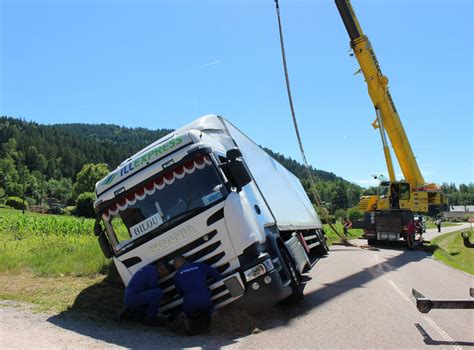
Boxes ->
[387,279,410,302]
[380,261,462,350]
[424,316,463,350]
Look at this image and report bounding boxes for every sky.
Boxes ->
[1,0,473,187]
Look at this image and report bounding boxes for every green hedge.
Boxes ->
[6,196,27,210]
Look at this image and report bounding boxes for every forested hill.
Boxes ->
[0,117,172,179]
[1,116,365,210]
[264,148,341,183]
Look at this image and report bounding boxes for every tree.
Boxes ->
[46,178,73,205]
[74,192,96,218]
[334,208,347,221]
[73,163,109,197]
[347,207,363,220]
[25,146,40,171]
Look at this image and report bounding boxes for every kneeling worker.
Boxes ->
[173,256,221,334]
[120,260,170,323]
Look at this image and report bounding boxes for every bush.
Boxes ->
[6,196,27,210]
[74,192,96,218]
[64,206,75,216]
[347,206,363,221]
[334,209,347,221]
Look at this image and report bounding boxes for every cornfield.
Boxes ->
[0,210,107,276]
[0,211,94,239]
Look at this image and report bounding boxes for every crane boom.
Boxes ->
[334,0,425,187]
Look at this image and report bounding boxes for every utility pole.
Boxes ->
[40,172,44,207]
[22,165,26,214]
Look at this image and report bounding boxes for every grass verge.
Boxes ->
[323,222,363,245]
[425,220,460,229]
[430,228,474,275]
[0,208,108,276]
[0,209,121,317]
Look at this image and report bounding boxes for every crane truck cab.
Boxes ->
[93,115,328,317]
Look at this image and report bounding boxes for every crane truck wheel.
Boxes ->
[367,238,377,246]
[280,247,304,302]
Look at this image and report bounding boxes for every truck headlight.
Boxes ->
[244,258,274,282]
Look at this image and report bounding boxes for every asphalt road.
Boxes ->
[1,223,472,349]
[235,222,473,349]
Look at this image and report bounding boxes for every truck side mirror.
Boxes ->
[226,148,242,161]
[94,218,104,236]
[98,232,113,258]
[221,149,252,190]
[227,160,252,190]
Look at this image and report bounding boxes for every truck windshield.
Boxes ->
[102,155,227,253]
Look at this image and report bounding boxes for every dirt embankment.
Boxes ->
[0,300,291,349]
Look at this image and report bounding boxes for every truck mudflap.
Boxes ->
[285,233,310,274]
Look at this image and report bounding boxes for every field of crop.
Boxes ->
[0,209,108,276]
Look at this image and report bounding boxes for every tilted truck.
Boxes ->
[93,115,328,316]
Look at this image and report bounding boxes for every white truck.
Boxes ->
[93,115,328,316]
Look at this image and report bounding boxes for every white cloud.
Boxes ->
[200,61,221,68]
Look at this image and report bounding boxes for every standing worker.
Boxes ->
[343,218,352,237]
[406,219,416,249]
[119,260,170,324]
[436,217,442,233]
[173,256,221,334]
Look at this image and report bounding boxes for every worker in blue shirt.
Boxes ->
[120,260,170,323]
[173,256,221,333]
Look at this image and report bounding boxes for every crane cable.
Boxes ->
[273,0,346,242]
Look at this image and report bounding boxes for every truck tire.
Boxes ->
[280,248,304,302]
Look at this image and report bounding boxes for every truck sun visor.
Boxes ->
[102,155,212,220]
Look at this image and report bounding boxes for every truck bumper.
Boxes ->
[232,267,292,309]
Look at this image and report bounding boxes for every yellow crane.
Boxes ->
[334,0,445,244]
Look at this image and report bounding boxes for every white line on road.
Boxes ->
[374,253,463,350]
[388,279,410,302]
[424,316,463,350]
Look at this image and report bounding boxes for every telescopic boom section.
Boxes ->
[334,0,425,187]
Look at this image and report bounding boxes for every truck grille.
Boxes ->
[157,228,240,316]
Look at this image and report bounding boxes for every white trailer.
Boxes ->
[94,115,328,314]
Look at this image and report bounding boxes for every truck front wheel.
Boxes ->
[280,248,304,301]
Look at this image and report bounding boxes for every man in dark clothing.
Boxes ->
[173,256,221,334]
[390,184,399,209]
[121,260,170,323]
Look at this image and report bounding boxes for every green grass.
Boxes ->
[425,220,460,229]
[0,208,108,276]
[430,229,474,275]
[0,208,117,314]
[324,222,363,245]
